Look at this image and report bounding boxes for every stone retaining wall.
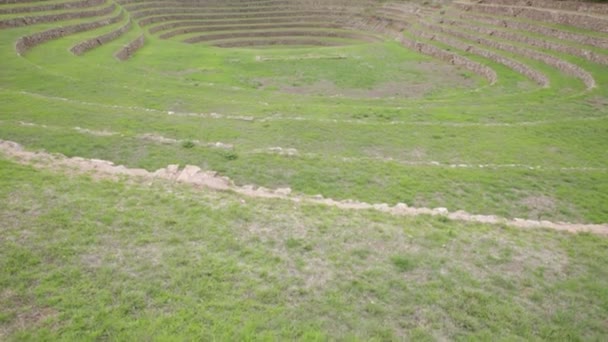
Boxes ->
[456,12,608,50]
[0,0,105,15]
[411,28,548,86]
[14,10,124,55]
[212,38,348,48]
[130,8,343,20]
[428,22,595,88]
[475,0,608,15]
[183,29,383,44]
[114,33,144,60]
[158,22,342,39]
[0,3,116,29]
[0,0,47,4]
[123,1,297,12]
[399,36,498,85]
[444,19,608,65]
[70,18,132,55]
[454,3,608,33]
[145,14,340,29]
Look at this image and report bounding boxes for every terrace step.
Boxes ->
[409,27,549,87]
[139,13,349,27]
[131,9,355,22]
[157,23,346,40]
[207,37,361,48]
[70,17,132,55]
[0,0,105,15]
[439,17,608,65]
[0,1,115,29]
[123,2,354,13]
[114,32,143,60]
[182,29,384,44]
[0,0,50,4]
[422,21,596,89]
[453,1,608,33]
[398,36,498,85]
[14,9,124,55]
[454,11,608,50]
[147,16,347,33]
[473,0,608,16]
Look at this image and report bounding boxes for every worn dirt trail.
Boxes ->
[1,139,606,235]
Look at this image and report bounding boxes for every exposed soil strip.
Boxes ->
[1,139,606,235]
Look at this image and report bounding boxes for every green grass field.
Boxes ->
[1,0,607,339]
[2,159,608,340]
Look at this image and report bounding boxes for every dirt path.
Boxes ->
[1,139,606,235]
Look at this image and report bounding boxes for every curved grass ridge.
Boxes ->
[477,0,608,15]
[157,23,344,40]
[424,22,596,89]
[15,9,125,55]
[182,29,384,45]
[0,1,116,29]
[442,18,608,65]
[409,28,550,87]
[0,0,106,15]
[453,1,608,33]
[0,0,54,4]
[399,36,498,85]
[142,14,346,28]
[70,17,132,55]
[124,0,385,48]
[210,37,358,48]
[456,12,608,50]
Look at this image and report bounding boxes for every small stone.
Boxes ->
[435,207,449,215]
[275,187,292,196]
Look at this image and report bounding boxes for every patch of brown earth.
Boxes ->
[257,62,474,99]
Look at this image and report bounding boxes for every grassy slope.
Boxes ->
[0,6,607,217]
[1,1,608,339]
[1,158,607,340]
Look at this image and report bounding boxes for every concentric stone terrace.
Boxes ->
[123,0,386,48]
[0,0,607,224]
